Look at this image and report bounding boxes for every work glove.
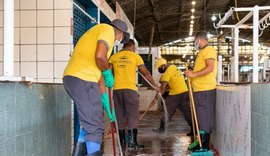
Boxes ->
[101,93,116,122]
[102,69,114,88]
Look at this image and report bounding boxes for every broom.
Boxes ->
[185,64,213,156]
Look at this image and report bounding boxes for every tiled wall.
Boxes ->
[212,85,251,156]
[0,0,73,83]
[251,84,270,156]
[0,82,72,156]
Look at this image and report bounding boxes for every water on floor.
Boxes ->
[102,111,193,156]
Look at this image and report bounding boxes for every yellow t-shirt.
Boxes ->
[63,24,115,82]
[109,50,144,91]
[192,46,217,92]
[160,65,188,95]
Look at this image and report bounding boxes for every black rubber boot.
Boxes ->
[85,150,101,156]
[128,129,145,149]
[72,142,86,156]
[119,130,126,150]
[189,132,211,152]
[202,133,210,150]
[152,120,165,133]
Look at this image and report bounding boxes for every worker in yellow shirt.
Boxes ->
[185,31,217,151]
[63,19,130,156]
[153,58,193,136]
[109,39,160,150]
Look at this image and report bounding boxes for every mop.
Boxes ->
[108,88,124,156]
[139,92,158,120]
[137,72,169,135]
[185,64,213,156]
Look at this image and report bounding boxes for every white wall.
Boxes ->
[0,0,73,83]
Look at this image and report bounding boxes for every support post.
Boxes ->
[253,5,259,83]
[3,0,14,76]
[234,27,239,82]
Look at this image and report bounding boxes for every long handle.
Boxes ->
[108,88,123,156]
[139,92,158,121]
[190,100,196,140]
[185,64,202,148]
[108,89,117,156]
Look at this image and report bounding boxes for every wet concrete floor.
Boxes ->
[102,111,193,156]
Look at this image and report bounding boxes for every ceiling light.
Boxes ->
[190,24,193,28]
[192,1,196,5]
[191,15,195,19]
[190,56,194,59]
[191,9,195,13]
[191,20,194,24]
[211,15,217,21]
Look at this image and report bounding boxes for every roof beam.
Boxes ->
[148,0,164,42]
[178,0,183,37]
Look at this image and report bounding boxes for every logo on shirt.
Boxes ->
[116,56,131,68]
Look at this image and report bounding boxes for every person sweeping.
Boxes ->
[185,31,217,152]
[109,39,160,150]
[63,19,130,156]
[153,58,193,136]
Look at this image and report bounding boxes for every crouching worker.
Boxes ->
[109,39,160,150]
[63,19,130,156]
[153,58,193,135]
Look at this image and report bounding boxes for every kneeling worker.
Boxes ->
[109,39,160,150]
[153,58,193,135]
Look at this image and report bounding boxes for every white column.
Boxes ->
[217,55,222,84]
[227,64,230,81]
[234,27,239,82]
[3,0,14,76]
[253,5,259,83]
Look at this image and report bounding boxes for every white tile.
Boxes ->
[20,28,36,44]
[14,28,19,44]
[37,0,53,9]
[21,45,36,61]
[37,45,53,61]
[21,11,36,27]
[54,45,71,61]
[14,62,20,76]
[20,0,36,10]
[14,11,20,27]
[0,28,3,44]
[54,0,72,9]
[38,62,53,78]
[54,62,68,78]
[14,0,20,10]
[0,11,3,27]
[54,27,72,44]
[0,0,3,10]
[14,45,20,62]
[0,45,2,61]
[54,78,63,84]
[37,28,53,44]
[54,10,72,26]
[21,62,36,78]
[37,78,53,83]
[0,62,2,75]
[37,10,53,27]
